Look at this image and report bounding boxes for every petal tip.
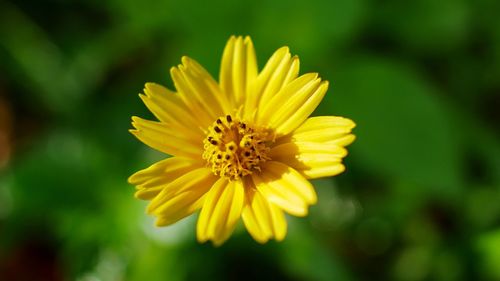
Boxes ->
[243,36,253,44]
[226,36,237,46]
[212,238,227,247]
[278,46,290,53]
[169,66,179,76]
[127,174,136,184]
[144,82,155,89]
[275,234,286,242]
[196,232,208,244]
[181,56,192,65]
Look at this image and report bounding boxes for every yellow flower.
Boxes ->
[128,36,355,246]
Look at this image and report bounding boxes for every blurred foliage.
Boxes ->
[0,0,499,280]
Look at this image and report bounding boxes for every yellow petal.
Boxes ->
[258,73,318,122]
[197,179,245,246]
[270,142,347,179]
[153,178,214,222]
[170,60,221,127]
[181,56,232,114]
[263,161,317,205]
[220,36,258,109]
[170,65,214,128]
[140,83,203,136]
[242,191,272,243]
[147,167,216,214]
[129,157,202,200]
[327,134,357,147]
[255,48,300,112]
[197,179,226,243]
[220,36,236,105]
[242,186,287,243]
[299,164,346,178]
[268,201,287,241]
[264,77,329,137]
[271,141,348,159]
[291,116,356,144]
[130,116,203,158]
[252,161,316,217]
[155,193,205,227]
[270,116,355,179]
[134,185,164,201]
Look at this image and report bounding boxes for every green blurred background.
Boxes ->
[1,0,499,280]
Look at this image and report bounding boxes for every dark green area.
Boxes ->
[0,0,499,280]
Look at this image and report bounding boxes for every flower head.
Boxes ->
[129,36,355,245]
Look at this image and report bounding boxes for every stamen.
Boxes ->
[202,114,274,181]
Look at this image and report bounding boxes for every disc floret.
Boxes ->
[203,115,274,180]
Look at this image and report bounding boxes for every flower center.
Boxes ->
[203,115,274,181]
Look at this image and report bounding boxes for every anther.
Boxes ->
[203,115,274,181]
